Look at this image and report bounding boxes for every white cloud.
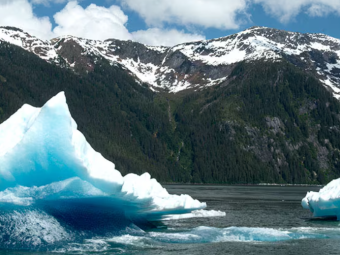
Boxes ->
[0,0,203,45]
[53,1,132,41]
[132,28,205,46]
[0,0,53,39]
[307,4,335,17]
[253,0,340,23]
[30,0,69,5]
[119,0,249,30]
[119,0,340,28]
[52,1,202,45]
[2,0,338,47]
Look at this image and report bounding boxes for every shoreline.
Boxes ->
[161,182,323,187]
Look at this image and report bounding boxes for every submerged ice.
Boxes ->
[302,179,340,219]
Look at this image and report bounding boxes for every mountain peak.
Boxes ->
[0,26,24,33]
[1,26,340,97]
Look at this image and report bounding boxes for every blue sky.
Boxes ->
[1,0,339,46]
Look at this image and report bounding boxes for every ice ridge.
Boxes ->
[0,92,206,217]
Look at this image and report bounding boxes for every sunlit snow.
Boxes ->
[302,179,340,219]
[1,26,340,96]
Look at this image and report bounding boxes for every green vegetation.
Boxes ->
[0,74,6,83]
[0,42,180,181]
[172,61,340,184]
[1,42,340,184]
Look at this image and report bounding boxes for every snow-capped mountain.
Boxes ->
[1,26,340,97]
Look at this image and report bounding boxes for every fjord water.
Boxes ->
[3,184,340,255]
[154,185,340,255]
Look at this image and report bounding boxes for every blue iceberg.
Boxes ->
[302,179,340,219]
[0,92,206,249]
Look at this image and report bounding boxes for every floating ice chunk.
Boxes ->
[121,173,204,211]
[302,179,340,219]
[163,209,226,220]
[0,92,205,219]
[109,226,327,246]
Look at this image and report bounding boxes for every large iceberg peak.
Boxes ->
[45,91,67,107]
[0,92,206,219]
[0,91,71,158]
[0,91,123,192]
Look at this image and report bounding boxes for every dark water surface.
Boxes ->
[159,185,340,255]
[2,185,340,255]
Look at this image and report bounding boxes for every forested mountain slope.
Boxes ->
[0,42,180,181]
[1,29,340,184]
[173,61,340,184]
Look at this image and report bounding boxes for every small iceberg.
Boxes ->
[302,179,340,219]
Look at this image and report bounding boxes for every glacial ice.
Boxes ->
[163,209,226,220]
[0,92,205,217]
[302,179,340,219]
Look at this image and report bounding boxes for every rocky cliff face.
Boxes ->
[1,26,340,96]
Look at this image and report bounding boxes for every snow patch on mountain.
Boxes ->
[1,26,340,97]
[0,27,58,62]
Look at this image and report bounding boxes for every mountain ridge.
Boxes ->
[1,26,340,96]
